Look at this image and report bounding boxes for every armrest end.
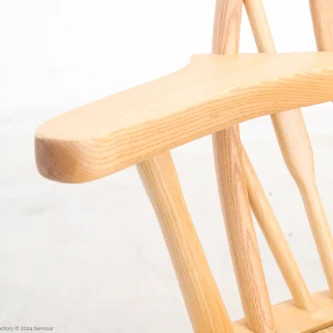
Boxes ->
[35,52,333,183]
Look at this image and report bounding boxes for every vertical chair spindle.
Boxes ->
[243,0,314,310]
[310,0,333,51]
[310,0,333,297]
[243,148,314,310]
[242,0,333,298]
[213,1,275,332]
[137,152,233,333]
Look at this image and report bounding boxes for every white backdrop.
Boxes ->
[1,1,333,332]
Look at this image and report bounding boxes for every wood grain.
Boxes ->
[214,127,275,333]
[234,292,333,333]
[276,0,333,297]
[137,152,233,333]
[316,325,333,333]
[212,0,242,54]
[244,0,315,309]
[310,0,333,51]
[243,148,314,311]
[212,2,274,332]
[35,52,333,183]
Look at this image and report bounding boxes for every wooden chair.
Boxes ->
[34,0,333,332]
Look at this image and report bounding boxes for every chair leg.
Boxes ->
[137,152,233,333]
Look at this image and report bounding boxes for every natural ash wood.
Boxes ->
[214,127,274,333]
[212,0,242,55]
[274,116,333,296]
[310,0,333,51]
[244,0,275,53]
[212,1,274,332]
[272,108,333,299]
[137,152,233,333]
[243,148,314,311]
[309,0,333,298]
[301,179,333,296]
[244,0,315,310]
[316,325,333,333]
[33,1,333,332]
[35,52,333,183]
[234,292,333,333]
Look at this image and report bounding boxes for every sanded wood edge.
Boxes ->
[234,292,333,333]
[316,325,333,333]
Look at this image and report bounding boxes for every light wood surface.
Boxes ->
[272,108,333,298]
[310,0,333,298]
[214,128,275,333]
[283,0,333,297]
[245,0,333,298]
[243,148,314,311]
[137,152,233,333]
[301,181,333,296]
[212,0,242,55]
[310,0,333,51]
[36,52,333,183]
[234,292,333,333]
[316,325,333,333]
[212,1,274,333]
[244,0,315,309]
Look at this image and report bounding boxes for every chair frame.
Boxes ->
[35,1,333,332]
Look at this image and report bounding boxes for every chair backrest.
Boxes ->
[139,1,333,332]
[34,1,333,333]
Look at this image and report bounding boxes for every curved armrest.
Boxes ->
[35,52,333,183]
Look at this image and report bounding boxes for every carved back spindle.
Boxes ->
[253,0,333,297]
[242,0,315,310]
[309,0,333,297]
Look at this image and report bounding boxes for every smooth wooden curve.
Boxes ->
[310,0,333,51]
[244,0,315,309]
[317,326,333,333]
[234,292,333,333]
[212,1,274,332]
[243,148,314,311]
[214,127,275,333]
[36,52,333,183]
[137,152,233,333]
[307,0,333,297]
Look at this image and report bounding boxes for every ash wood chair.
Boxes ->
[35,0,333,332]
